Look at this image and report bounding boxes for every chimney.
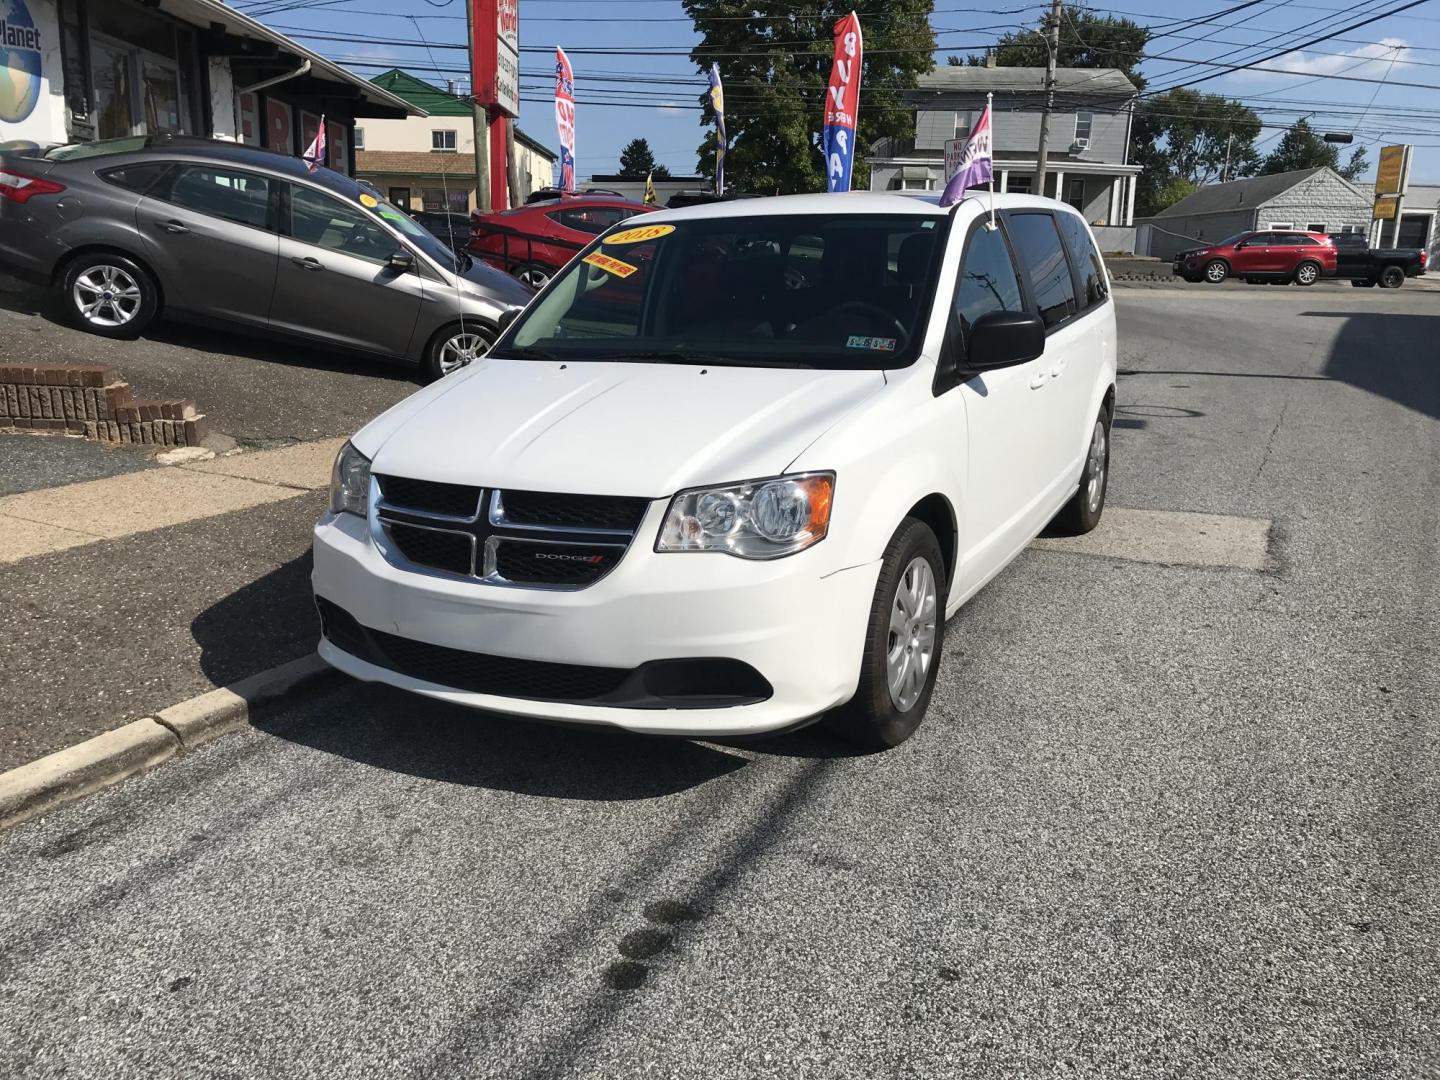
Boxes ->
[986,50,997,68]
[446,80,457,96]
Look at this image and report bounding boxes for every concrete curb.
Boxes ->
[0,654,336,833]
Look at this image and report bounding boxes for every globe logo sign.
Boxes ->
[1,0,43,125]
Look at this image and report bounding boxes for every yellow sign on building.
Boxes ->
[1373,195,1399,221]
[1374,145,1407,196]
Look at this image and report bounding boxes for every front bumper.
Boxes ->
[311,509,881,735]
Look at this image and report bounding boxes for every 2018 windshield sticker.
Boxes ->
[358,193,379,208]
[583,251,639,278]
[846,335,896,351]
[604,223,675,245]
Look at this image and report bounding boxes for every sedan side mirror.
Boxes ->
[964,310,1045,372]
[388,249,415,273]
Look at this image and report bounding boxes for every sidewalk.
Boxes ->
[0,438,343,772]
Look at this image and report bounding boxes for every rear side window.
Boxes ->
[1055,211,1109,310]
[1006,212,1078,329]
[553,207,626,235]
[100,162,170,195]
[954,223,1025,348]
[162,165,271,230]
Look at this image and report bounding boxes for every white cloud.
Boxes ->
[1231,37,1416,82]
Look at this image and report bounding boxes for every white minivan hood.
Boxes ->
[357,358,887,497]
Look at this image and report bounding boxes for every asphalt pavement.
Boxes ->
[1,287,1436,1078]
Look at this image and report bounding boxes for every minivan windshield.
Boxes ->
[494,213,948,370]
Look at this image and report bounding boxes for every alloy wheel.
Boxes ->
[1086,419,1108,513]
[436,330,491,375]
[72,265,142,328]
[517,266,550,290]
[887,556,938,712]
[1297,264,1318,285]
[1205,262,1227,283]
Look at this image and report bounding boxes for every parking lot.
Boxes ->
[0,283,1436,1078]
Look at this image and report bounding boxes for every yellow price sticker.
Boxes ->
[583,251,640,278]
[358,193,379,207]
[604,223,675,245]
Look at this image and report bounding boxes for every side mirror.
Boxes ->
[498,307,520,332]
[387,249,415,273]
[963,310,1045,372]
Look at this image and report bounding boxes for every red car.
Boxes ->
[469,194,653,290]
[1174,230,1337,286]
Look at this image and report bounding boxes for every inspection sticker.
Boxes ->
[583,251,640,278]
[358,193,379,207]
[604,223,675,245]
[846,335,896,351]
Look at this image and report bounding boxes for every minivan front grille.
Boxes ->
[373,478,649,589]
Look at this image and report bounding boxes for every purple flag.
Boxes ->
[940,102,993,207]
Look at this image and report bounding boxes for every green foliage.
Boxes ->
[618,138,659,177]
[683,1,936,194]
[1133,89,1263,216]
[1260,118,1367,181]
[953,6,1149,90]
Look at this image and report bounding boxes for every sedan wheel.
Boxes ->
[73,265,143,328]
[422,323,495,382]
[515,264,551,291]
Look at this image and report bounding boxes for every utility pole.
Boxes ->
[1222,133,1233,182]
[1033,0,1062,198]
[465,0,492,212]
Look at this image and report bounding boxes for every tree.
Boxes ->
[1261,118,1368,181]
[949,6,1149,90]
[1132,89,1263,215]
[617,138,670,179]
[683,1,935,194]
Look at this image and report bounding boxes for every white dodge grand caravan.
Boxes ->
[313,192,1116,749]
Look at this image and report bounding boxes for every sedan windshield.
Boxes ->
[495,213,948,370]
[364,199,468,271]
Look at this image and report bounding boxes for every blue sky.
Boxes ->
[240,0,1440,184]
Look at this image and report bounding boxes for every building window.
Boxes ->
[954,111,972,140]
[1267,221,1294,229]
[1306,222,1326,232]
[1007,174,1033,195]
[389,187,412,208]
[1074,112,1093,145]
[432,130,457,152]
[354,127,365,150]
[1065,177,1086,211]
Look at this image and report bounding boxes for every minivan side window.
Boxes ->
[1006,212,1078,329]
[290,186,396,264]
[162,165,271,230]
[1055,211,1109,310]
[953,223,1025,349]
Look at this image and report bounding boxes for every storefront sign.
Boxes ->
[1374,145,1408,196]
[266,98,292,153]
[0,0,45,126]
[1372,195,1399,221]
[470,0,519,118]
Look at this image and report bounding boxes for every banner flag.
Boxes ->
[823,12,863,193]
[302,114,326,172]
[708,64,726,195]
[940,98,993,208]
[555,47,576,191]
[644,171,657,205]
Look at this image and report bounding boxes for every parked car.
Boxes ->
[1174,230,1337,286]
[0,136,531,381]
[468,194,653,290]
[412,210,472,255]
[314,192,1118,749]
[524,186,624,204]
[1330,231,1428,288]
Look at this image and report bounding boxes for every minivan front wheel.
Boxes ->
[62,254,158,339]
[829,518,946,751]
[1052,405,1111,536]
[422,322,495,382]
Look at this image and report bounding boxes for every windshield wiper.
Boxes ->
[595,350,814,369]
[492,344,561,363]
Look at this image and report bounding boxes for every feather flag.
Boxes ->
[555,48,576,192]
[644,171,657,206]
[708,64,726,195]
[823,12,863,193]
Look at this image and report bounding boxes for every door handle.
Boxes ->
[156,219,189,234]
[1051,356,1068,378]
[1029,371,1048,390]
[291,256,324,271]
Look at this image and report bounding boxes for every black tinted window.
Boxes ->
[164,166,271,229]
[1006,212,1078,329]
[554,207,626,235]
[1055,211,1108,309]
[101,162,170,194]
[954,224,1025,349]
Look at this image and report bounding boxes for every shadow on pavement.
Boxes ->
[1303,310,1440,421]
[192,553,321,689]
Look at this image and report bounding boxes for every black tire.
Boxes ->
[1379,265,1405,289]
[421,321,495,383]
[1203,259,1228,284]
[1352,279,1377,288]
[1293,260,1321,286]
[1051,403,1112,536]
[60,253,158,339]
[828,518,947,751]
[513,263,552,291]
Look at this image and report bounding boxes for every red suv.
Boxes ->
[469,194,653,290]
[1174,230,1337,286]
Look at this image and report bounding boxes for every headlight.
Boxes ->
[657,473,834,559]
[329,441,371,517]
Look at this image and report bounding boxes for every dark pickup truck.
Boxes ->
[1332,233,1429,288]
